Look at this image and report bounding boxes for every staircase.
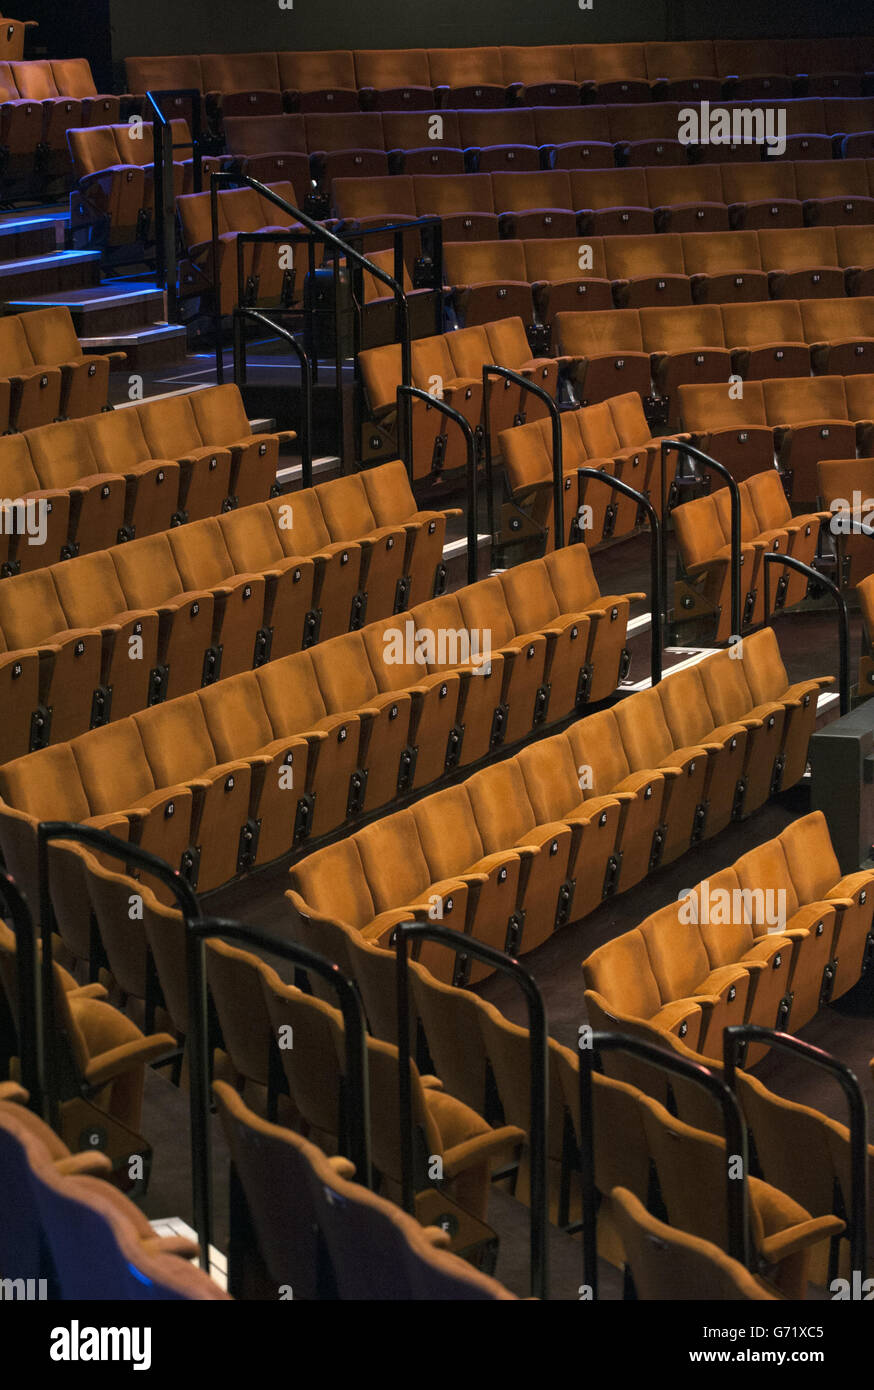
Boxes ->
[0,206,188,371]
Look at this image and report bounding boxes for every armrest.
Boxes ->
[83,1031,178,1088]
[441,1125,526,1179]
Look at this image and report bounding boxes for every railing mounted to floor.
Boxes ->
[393,921,549,1302]
[185,917,371,1274]
[762,552,850,715]
[0,868,45,1118]
[661,439,743,643]
[723,1025,868,1285]
[578,1030,750,1298]
[35,823,200,1129]
[577,468,663,687]
[482,364,564,554]
[396,383,479,585]
[232,306,313,488]
[207,173,418,462]
[146,88,205,320]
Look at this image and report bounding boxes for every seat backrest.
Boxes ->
[0,433,41,494]
[443,238,527,285]
[10,58,58,98]
[458,108,536,148]
[801,295,870,342]
[719,160,798,203]
[762,373,848,424]
[500,45,576,85]
[200,51,280,95]
[355,48,431,90]
[381,108,461,150]
[278,50,357,93]
[640,303,725,351]
[605,232,685,278]
[795,157,870,198]
[0,315,35,372]
[484,315,536,368]
[50,57,98,98]
[67,124,120,177]
[570,166,649,210]
[205,939,274,1088]
[534,105,612,145]
[125,54,204,95]
[644,163,723,207]
[835,224,874,266]
[677,379,766,430]
[332,174,416,219]
[523,235,608,281]
[427,47,505,89]
[555,307,643,354]
[743,468,791,532]
[573,42,648,83]
[721,299,804,346]
[713,38,790,78]
[756,226,838,270]
[581,926,665,1020]
[354,806,433,914]
[223,112,306,155]
[644,40,717,80]
[304,110,382,152]
[414,170,494,212]
[681,229,762,274]
[412,781,485,884]
[288,836,376,931]
[612,1185,777,1300]
[19,306,81,367]
[777,809,843,905]
[491,169,572,212]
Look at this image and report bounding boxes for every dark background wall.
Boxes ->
[19,0,874,86]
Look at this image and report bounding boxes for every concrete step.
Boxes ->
[79,323,189,373]
[0,213,60,262]
[6,283,166,336]
[0,248,101,298]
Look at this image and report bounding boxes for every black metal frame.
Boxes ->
[577,467,663,687]
[579,1031,750,1298]
[35,823,200,1129]
[481,365,564,552]
[397,383,479,585]
[0,868,45,1116]
[146,88,204,321]
[762,552,850,715]
[233,306,313,488]
[723,1025,868,1281]
[661,439,743,642]
[207,173,416,460]
[393,921,548,1302]
[185,917,371,1272]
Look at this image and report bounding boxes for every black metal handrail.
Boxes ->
[232,306,313,488]
[579,1031,750,1297]
[762,551,850,715]
[481,365,564,552]
[208,172,415,460]
[35,823,201,1128]
[661,439,743,642]
[0,868,45,1117]
[393,921,549,1302]
[577,467,663,687]
[146,88,204,320]
[185,917,371,1272]
[397,383,479,585]
[723,1026,868,1282]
